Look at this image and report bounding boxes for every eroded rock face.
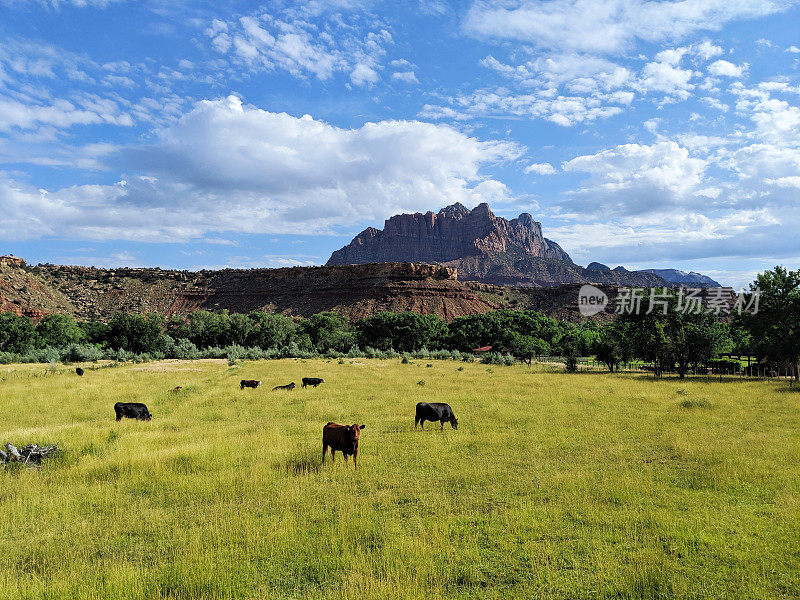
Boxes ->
[327,203,571,266]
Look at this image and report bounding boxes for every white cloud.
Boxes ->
[708,59,748,77]
[207,8,394,85]
[392,70,419,84]
[561,141,709,214]
[694,40,724,60]
[788,46,800,53]
[351,63,379,86]
[635,51,694,98]
[524,162,557,175]
[463,0,794,54]
[0,95,523,241]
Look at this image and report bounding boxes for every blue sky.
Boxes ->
[1,0,799,288]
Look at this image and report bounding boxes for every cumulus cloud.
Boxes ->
[561,141,709,215]
[708,59,748,77]
[0,95,523,241]
[463,0,794,54]
[524,162,557,175]
[392,70,419,84]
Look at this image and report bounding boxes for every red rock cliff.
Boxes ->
[326,203,571,266]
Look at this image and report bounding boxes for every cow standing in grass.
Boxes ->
[322,422,365,469]
[240,380,261,390]
[302,377,325,388]
[114,402,152,421]
[415,402,458,430]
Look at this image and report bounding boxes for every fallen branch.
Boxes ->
[1,443,59,467]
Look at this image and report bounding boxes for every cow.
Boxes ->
[415,402,458,430]
[114,402,152,422]
[240,379,261,390]
[171,386,183,392]
[322,422,365,469]
[302,377,325,388]
[273,382,296,391]
[75,367,84,376]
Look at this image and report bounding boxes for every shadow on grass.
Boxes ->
[280,445,322,476]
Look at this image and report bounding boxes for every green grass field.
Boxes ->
[1,358,798,599]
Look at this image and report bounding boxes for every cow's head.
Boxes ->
[450,416,458,430]
[349,424,365,446]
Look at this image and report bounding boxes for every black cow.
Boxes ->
[75,367,84,376]
[114,402,152,421]
[322,422,365,468]
[415,402,458,430]
[240,379,261,390]
[302,377,325,388]
[273,382,296,391]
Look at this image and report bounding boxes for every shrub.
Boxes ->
[63,343,103,363]
[565,356,578,373]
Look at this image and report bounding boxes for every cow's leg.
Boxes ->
[322,443,328,464]
[440,419,445,430]
[330,449,335,462]
[353,453,358,470]
[420,419,424,430]
[415,417,420,429]
[344,454,349,468]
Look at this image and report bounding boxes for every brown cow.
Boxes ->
[322,422,365,469]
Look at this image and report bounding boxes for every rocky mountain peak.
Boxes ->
[326,203,572,267]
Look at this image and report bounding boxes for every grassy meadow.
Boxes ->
[0,358,798,599]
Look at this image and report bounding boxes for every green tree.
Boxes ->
[617,291,731,378]
[0,312,35,354]
[247,313,297,349]
[79,321,110,346]
[737,266,800,379]
[107,313,167,354]
[357,312,447,352]
[300,312,355,353]
[595,323,626,373]
[35,314,86,348]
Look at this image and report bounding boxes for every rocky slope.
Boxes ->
[21,261,503,322]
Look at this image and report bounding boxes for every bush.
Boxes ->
[168,338,200,360]
[565,356,578,373]
[63,343,103,363]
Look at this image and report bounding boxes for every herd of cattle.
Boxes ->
[86,367,457,469]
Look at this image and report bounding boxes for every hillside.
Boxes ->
[18,261,505,322]
[0,258,635,323]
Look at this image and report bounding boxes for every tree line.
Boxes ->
[0,266,797,377]
[0,308,600,362]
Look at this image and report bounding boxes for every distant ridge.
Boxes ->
[641,269,721,288]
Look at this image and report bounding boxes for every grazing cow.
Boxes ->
[322,422,365,468]
[75,367,84,376]
[114,402,152,422]
[240,379,261,390]
[415,402,458,430]
[302,377,325,388]
[273,382,296,391]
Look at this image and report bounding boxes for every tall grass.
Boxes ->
[0,359,798,599]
